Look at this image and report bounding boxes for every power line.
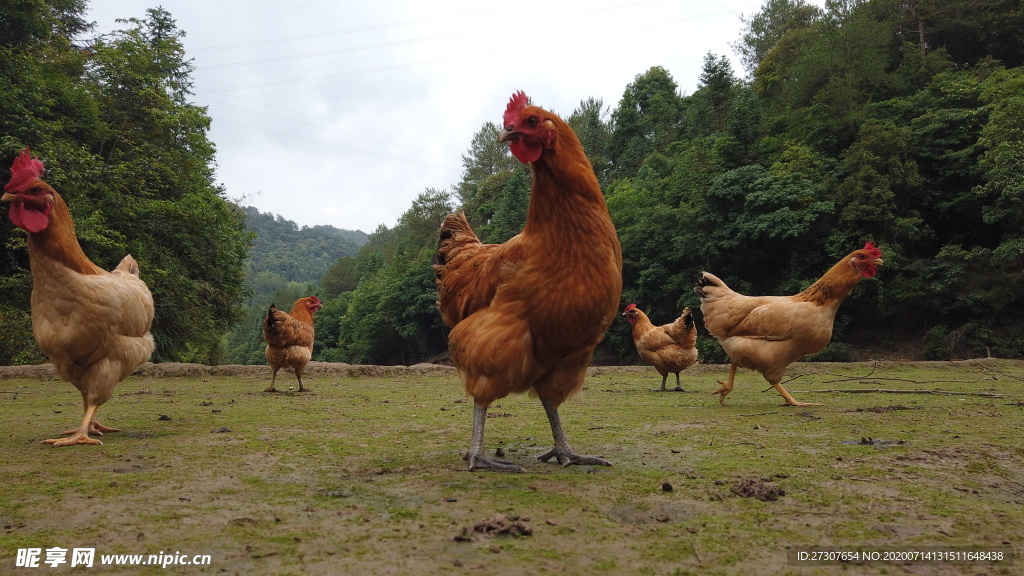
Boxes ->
[195,93,464,153]
[197,95,461,159]
[198,50,501,92]
[213,118,457,170]
[199,29,488,71]
[189,7,497,53]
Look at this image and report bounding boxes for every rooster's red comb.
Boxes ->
[863,241,882,258]
[4,147,45,194]
[624,303,637,312]
[503,90,529,128]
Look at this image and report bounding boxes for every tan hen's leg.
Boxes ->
[265,368,279,393]
[711,364,737,405]
[60,418,121,436]
[772,381,822,407]
[672,372,686,392]
[89,420,122,434]
[45,404,103,446]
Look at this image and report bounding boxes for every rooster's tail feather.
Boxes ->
[433,212,480,267]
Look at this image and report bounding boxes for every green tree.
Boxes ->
[566,97,612,185]
[834,119,927,250]
[735,0,822,76]
[453,122,515,228]
[481,166,530,243]
[0,5,253,364]
[320,255,359,299]
[609,66,684,179]
[975,67,1024,237]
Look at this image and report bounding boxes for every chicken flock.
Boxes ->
[2,91,883,472]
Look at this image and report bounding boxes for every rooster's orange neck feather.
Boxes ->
[522,118,610,238]
[795,255,864,306]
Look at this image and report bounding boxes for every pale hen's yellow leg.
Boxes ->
[711,364,737,405]
[60,418,120,436]
[772,382,822,407]
[45,404,103,446]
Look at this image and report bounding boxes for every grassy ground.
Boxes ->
[0,360,1021,575]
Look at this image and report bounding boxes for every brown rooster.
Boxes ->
[694,242,883,406]
[263,296,322,392]
[622,304,698,391]
[1,148,155,446]
[433,91,623,472]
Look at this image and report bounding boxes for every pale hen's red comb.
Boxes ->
[863,241,882,258]
[624,303,637,312]
[503,90,529,128]
[4,147,45,194]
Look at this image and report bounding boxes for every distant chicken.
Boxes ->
[622,304,698,391]
[694,243,883,406]
[433,91,622,472]
[1,148,155,446]
[263,296,322,392]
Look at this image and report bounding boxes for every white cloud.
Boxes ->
[86,0,769,232]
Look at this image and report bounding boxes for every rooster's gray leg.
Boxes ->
[465,403,526,473]
[537,398,611,467]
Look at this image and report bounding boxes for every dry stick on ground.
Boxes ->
[738,411,778,418]
[792,360,1007,397]
[968,359,1024,383]
[806,388,1005,398]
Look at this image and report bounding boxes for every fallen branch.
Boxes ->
[821,376,972,385]
[803,388,1004,398]
[738,411,778,418]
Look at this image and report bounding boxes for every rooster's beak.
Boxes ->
[0,192,15,202]
[874,258,884,266]
[497,129,517,143]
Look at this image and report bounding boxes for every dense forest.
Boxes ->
[307,0,1024,365]
[2,0,1023,367]
[0,2,252,364]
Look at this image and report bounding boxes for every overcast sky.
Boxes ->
[85,0,775,233]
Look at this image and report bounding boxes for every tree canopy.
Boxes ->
[0,3,251,364]
[4,0,1022,367]
[311,0,1024,365]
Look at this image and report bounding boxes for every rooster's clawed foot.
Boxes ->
[537,449,612,467]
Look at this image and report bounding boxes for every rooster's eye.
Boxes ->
[526,116,539,127]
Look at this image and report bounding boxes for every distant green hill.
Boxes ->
[242,205,368,289]
[223,207,369,364]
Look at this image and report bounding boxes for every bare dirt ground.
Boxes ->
[1,360,1022,575]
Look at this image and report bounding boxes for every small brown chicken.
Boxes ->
[622,304,698,391]
[694,242,883,406]
[263,296,322,392]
